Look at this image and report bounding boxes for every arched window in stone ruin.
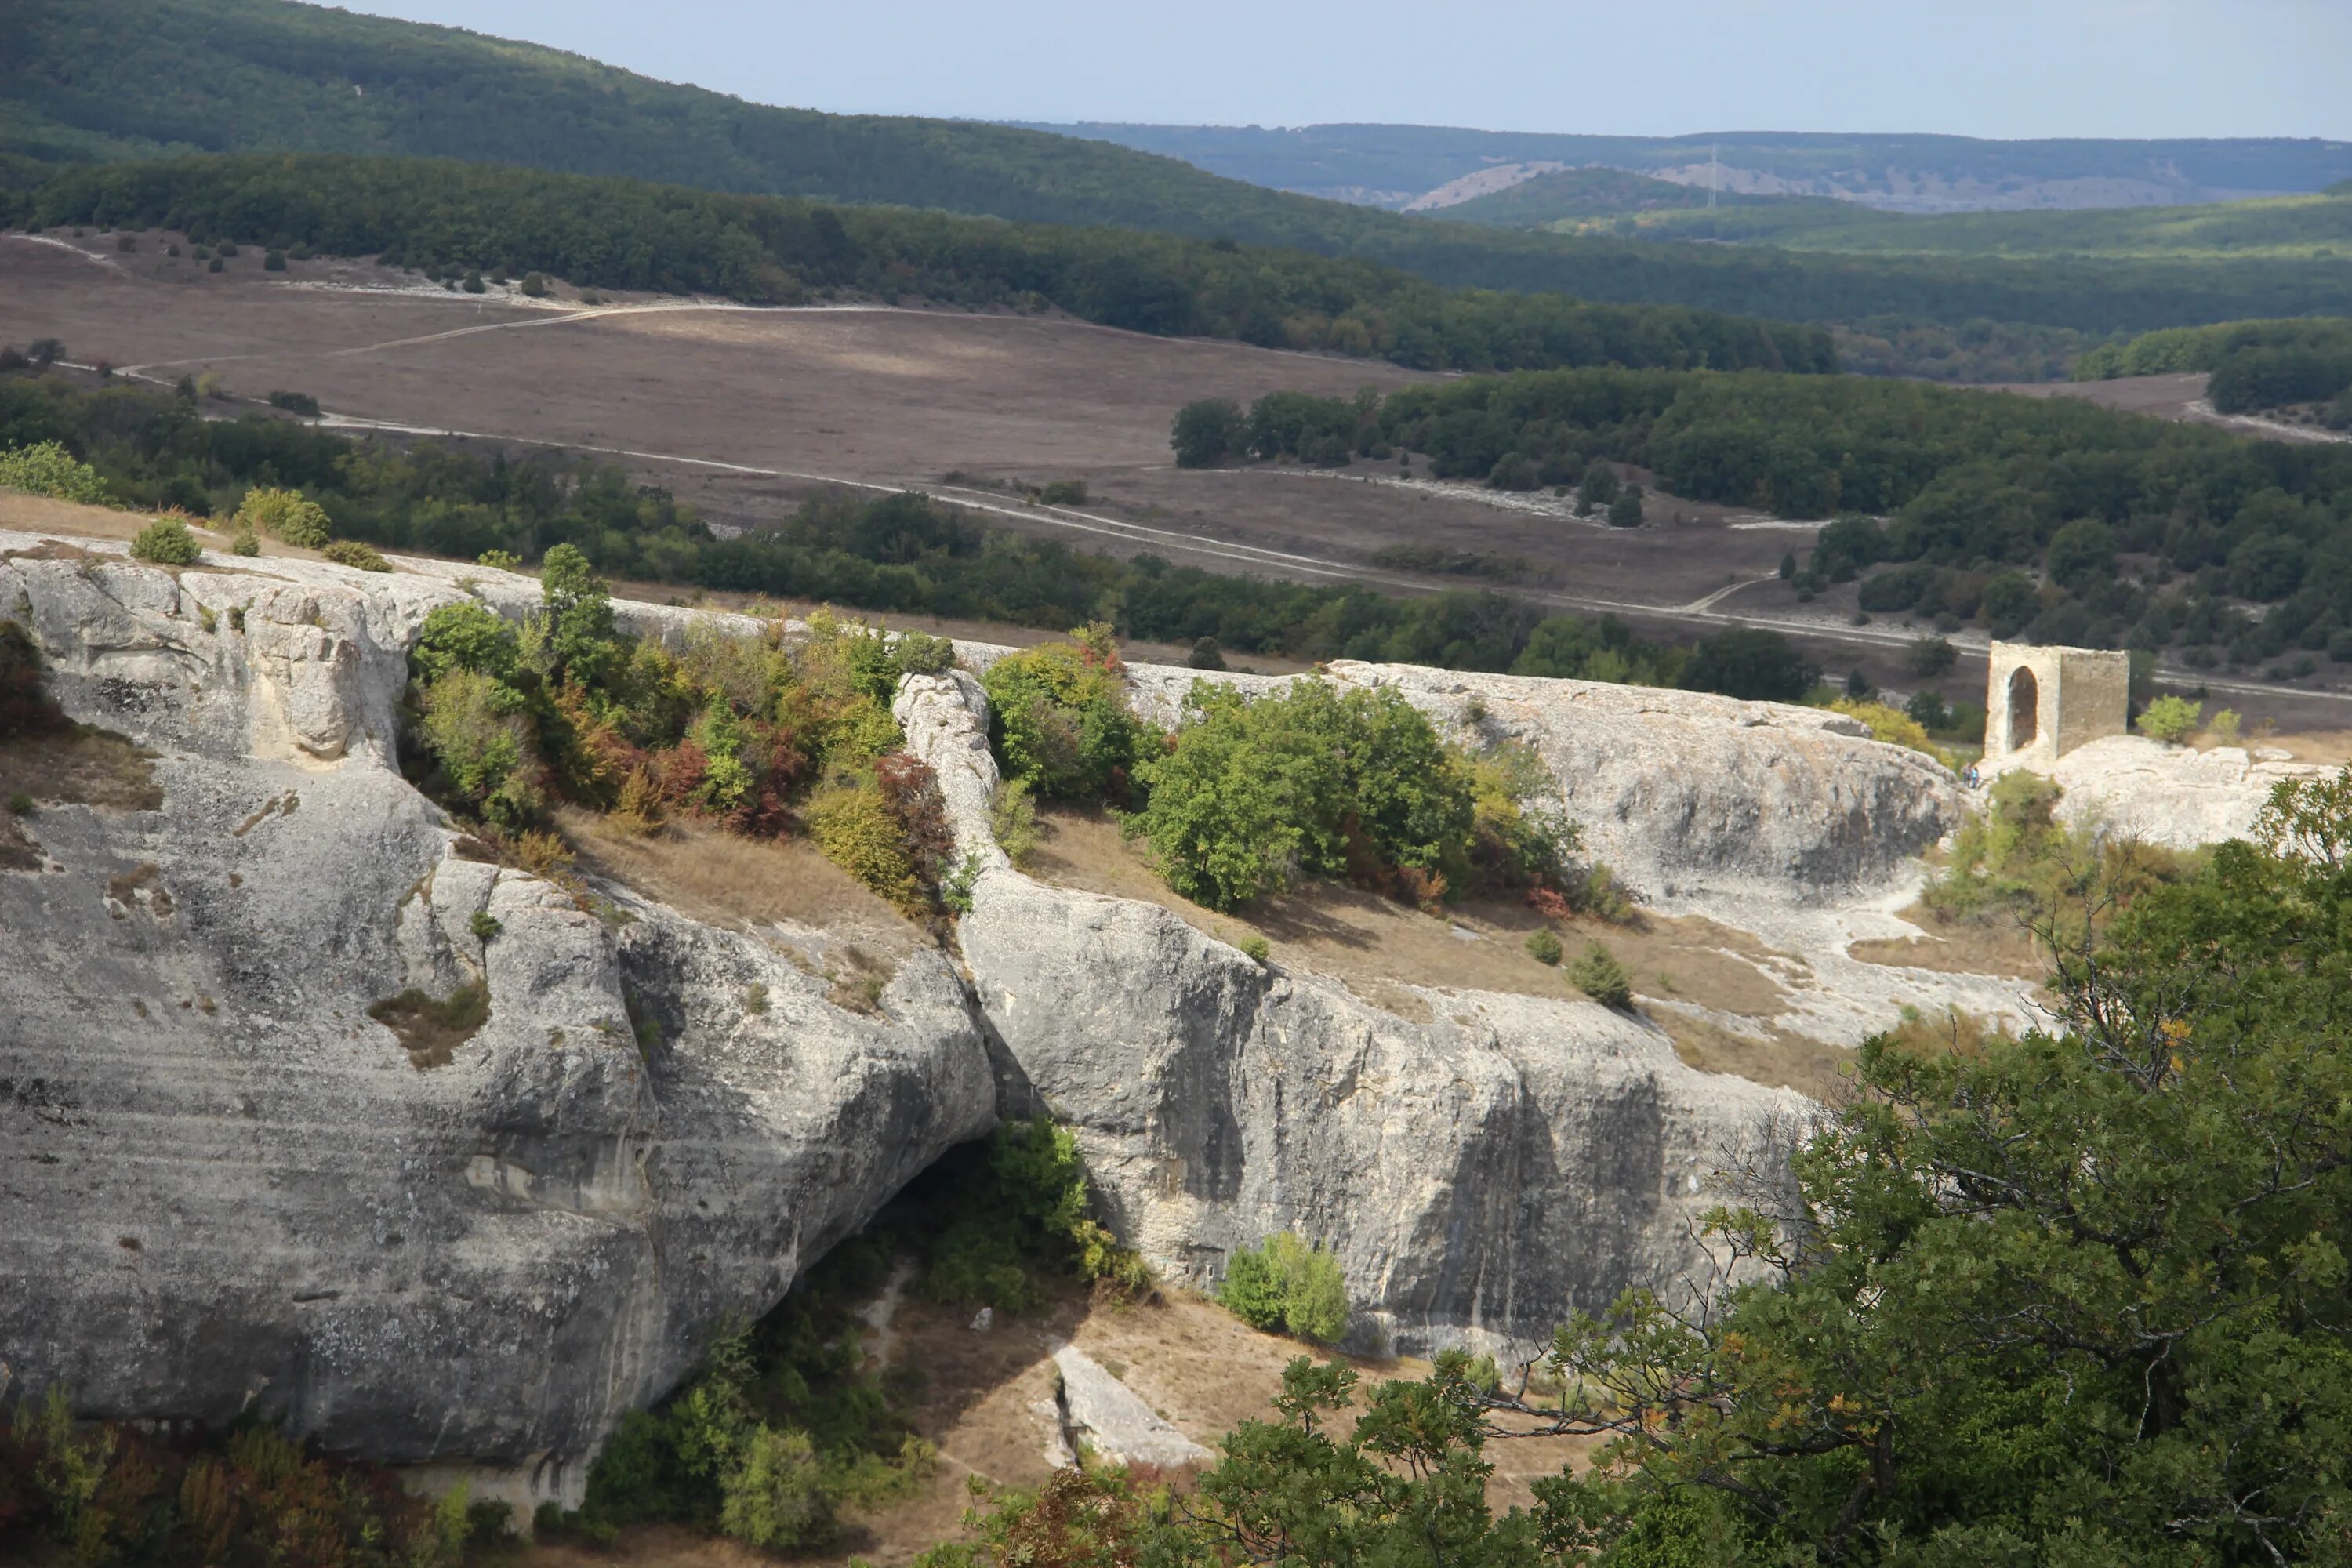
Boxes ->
[2008,665,2039,750]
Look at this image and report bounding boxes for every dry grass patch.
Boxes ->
[1847,901,2048,982]
[1650,1010,1854,1102]
[0,725,162,812]
[561,809,918,944]
[367,982,490,1068]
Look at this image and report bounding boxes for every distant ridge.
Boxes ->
[1020,123,2352,214]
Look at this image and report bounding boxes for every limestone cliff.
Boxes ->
[0,539,995,1508]
[901,673,1814,1356]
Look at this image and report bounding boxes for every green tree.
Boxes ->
[1606,485,1645,528]
[1171,397,1247,467]
[536,542,619,687]
[1577,459,1621,515]
[717,1428,833,1552]
[1678,628,1817,703]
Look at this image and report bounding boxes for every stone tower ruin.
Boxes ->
[1982,641,2130,768]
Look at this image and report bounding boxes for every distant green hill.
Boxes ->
[1025,122,2352,212]
[8,0,2351,363]
[1440,168,1820,226]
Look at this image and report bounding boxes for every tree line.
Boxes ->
[5,154,1834,376]
[1180,368,2352,670]
[0,366,1820,701]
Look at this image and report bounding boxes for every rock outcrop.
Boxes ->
[901,673,1814,1356]
[0,539,994,1508]
[2045,734,2323,848]
[1127,660,1965,911]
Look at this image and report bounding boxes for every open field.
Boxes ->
[12,231,2352,731]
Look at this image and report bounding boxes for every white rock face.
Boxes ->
[2,531,2002,1468]
[0,538,994,1504]
[2043,735,2324,849]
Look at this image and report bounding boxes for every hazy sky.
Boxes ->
[343,0,2352,140]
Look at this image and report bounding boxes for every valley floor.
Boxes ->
[17,230,2352,734]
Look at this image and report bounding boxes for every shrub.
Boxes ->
[1218,1232,1351,1344]
[321,538,391,572]
[1238,932,1270,964]
[1038,479,1088,506]
[1187,635,1227,670]
[1134,677,1478,911]
[1830,698,1958,769]
[2208,708,2242,743]
[990,779,1040,865]
[267,390,321,416]
[1525,927,1563,965]
[234,486,332,547]
[230,527,260,556]
[1607,486,1645,528]
[470,910,503,942]
[520,271,550,297]
[130,515,201,565]
[981,628,1148,799]
[2136,695,2202,743]
[718,1428,835,1552]
[804,772,921,909]
[1567,940,1633,1007]
[0,440,110,504]
[263,249,287,271]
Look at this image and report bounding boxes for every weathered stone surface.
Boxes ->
[905,673,1813,1356]
[1051,1345,1210,1468]
[0,537,995,1504]
[5,532,1995,1474]
[2045,734,2324,849]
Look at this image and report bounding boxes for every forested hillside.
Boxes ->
[1189,369,2352,667]
[7,156,1830,375]
[9,0,2352,354]
[1439,167,1813,226]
